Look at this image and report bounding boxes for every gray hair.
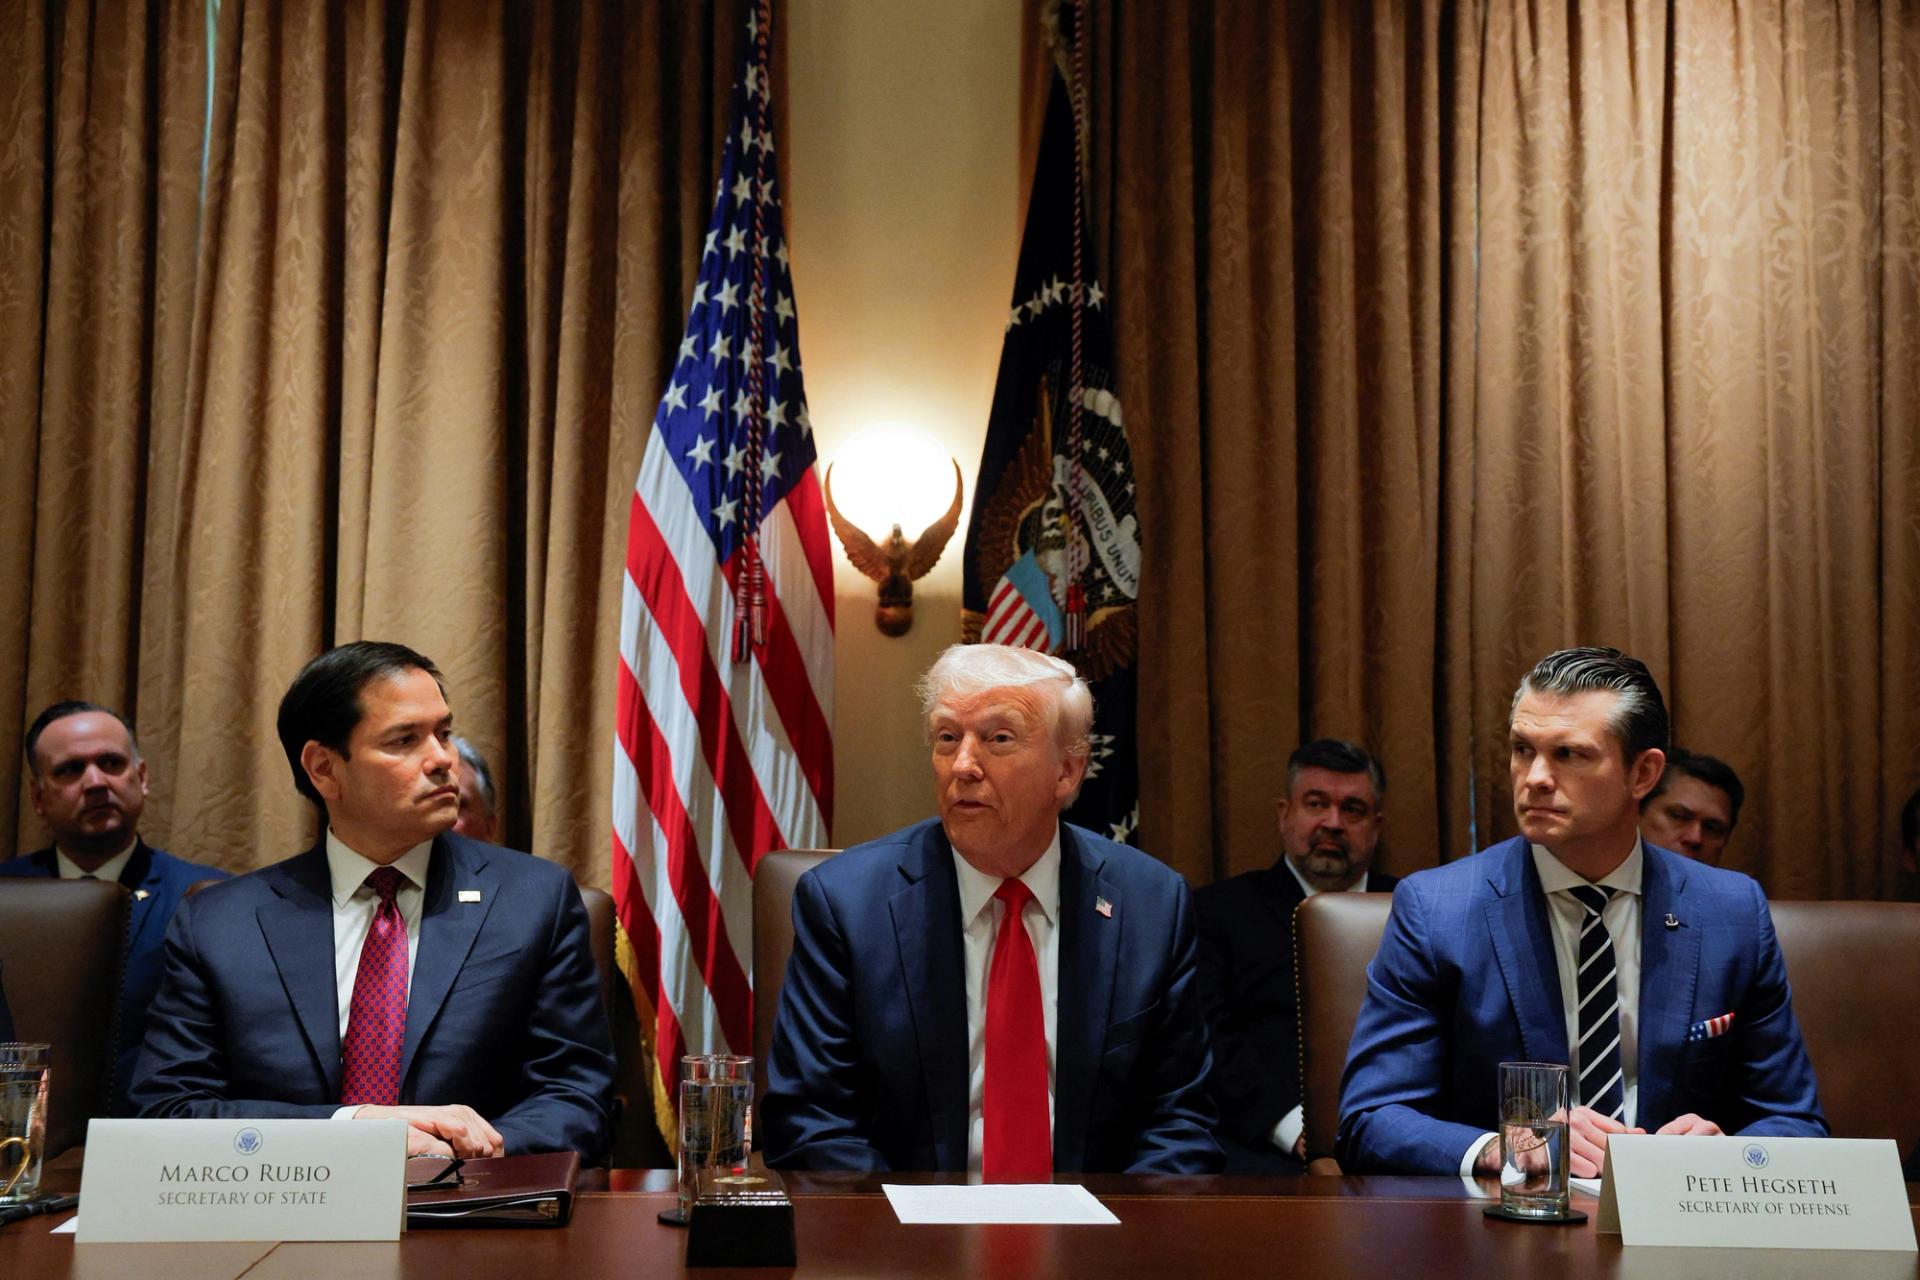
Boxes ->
[916,644,1093,758]
[452,735,498,815]
[1511,647,1669,763]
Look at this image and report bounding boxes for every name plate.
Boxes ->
[1596,1135,1916,1252]
[76,1118,407,1242]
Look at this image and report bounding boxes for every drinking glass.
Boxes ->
[0,1043,50,1205]
[1497,1060,1571,1218]
[676,1053,752,1222]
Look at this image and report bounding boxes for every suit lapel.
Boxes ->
[1635,847,1698,1127]
[1483,838,1569,1064]
[400,836,496,1090]
[122,841,160,948]
[889,826,970,1169]
[256,844,344,1097]
[1052,825,1119,1172]
[1254,863,1307,934]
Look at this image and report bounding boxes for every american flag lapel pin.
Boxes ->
[1095,896,1112,919]
[458,889,482,904]
[1687,1012,1736,1042]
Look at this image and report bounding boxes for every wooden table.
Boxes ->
[6,1167,1918,1279]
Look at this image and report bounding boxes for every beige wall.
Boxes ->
[787,2,1020,848]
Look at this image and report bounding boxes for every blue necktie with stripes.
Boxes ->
[1567,884,1626,1122]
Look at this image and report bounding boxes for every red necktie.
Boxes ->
[341,866,409,1106]
[983,878,1051,1181]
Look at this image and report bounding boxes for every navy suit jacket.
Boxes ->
[1196,863,1397,1163]
[128,833,615,1162]
[762,819,1222,1174]
[1337,837,1825,1173]
[0,841,226,1115]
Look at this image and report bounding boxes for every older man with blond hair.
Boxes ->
[762,644,1221,1176]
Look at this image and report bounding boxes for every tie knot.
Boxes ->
[994,878,1034,915]
[1567,883,1614,915]
[364,866,407,905]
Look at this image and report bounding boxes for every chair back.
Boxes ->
[1769,900,1920,1153]
[1296,891,1394,1168]
[751,849,836,1099]
[577,886,616,1023]
[0,879,130,1156]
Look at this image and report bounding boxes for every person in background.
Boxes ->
[451,734,501,845]
[1197,739,1399,1172]
[0,701,229,1114]
[1639,748,1743,866]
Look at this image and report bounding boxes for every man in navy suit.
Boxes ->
[130,642,614,1161]
[1338,647,1825,1176]
[0,701,229,1114]
[763,644,1221,1175]
[1197,739,1399,1172]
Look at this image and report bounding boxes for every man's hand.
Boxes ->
[1569,1105,1643,1178]
[1654,1113,1723,1138]
[354,1104,505,1158]
[405,1127,456,1158]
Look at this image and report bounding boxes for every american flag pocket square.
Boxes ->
[1687,1012,1736,1042]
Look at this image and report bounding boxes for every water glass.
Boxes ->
[0,1043,50,1205]
[1497,1060,1570,1218]
[677,1053,752,1222]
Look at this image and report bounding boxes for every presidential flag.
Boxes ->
[612,10,834,1142]
[961,49,1140,844]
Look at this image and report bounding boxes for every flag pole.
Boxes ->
[735,0,777,661]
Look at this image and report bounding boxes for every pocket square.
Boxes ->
[1687,1012,1736,1042]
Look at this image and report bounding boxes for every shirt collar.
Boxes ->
[1531,835,1645,898]
[953,828,1063,929]
[55,838,138,883]
[1282,856,1370,898]
[326,828,435,908]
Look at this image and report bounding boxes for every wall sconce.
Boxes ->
[822,429,965,637]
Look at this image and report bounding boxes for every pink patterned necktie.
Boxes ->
[340,866,410,1106]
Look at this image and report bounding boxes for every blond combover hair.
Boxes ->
[915,644,1094,759]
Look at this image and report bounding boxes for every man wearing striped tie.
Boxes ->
[1337,647,1826,1176]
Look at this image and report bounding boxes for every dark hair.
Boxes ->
[25,700,138,778]
[276,642,445,807]
[1286,738,1386,800]
[1511,647,1669,763]
[452,735,497,814]
[1902,788,1920,855]
[1643,747,1745,825]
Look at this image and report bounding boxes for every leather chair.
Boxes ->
[751,849,836,1100]
[1770,901,1920,1156]
[577,886,616,1027]
[1295,891,1393,1172]
[0,879,130,1158]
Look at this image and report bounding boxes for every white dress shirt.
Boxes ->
[1269,859,1370,1158]
[55,839,137,883]
[1462,838,1645,1174]
[326,831,431,1119]
[954,831,1061,1175]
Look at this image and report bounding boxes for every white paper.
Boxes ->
[50,1217,78,1234]
[882,1183,1120,1225]
[1571,1176,1604,1197]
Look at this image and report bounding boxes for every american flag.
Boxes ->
[612,18,834,1141]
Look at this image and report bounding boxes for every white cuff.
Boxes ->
[1272,1105,1305,1158]
[331,1105,364,1121]
[1459,1132,1498,1176]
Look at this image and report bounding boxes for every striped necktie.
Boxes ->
[1567,884,1626,1121]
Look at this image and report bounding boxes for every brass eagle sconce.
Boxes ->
[823,459,964,636]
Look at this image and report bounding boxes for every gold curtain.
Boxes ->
[4,0,756,885]
[1070,1,1920,897]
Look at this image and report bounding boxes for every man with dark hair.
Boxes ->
[1196,739,1399,1172]
[0,700,228,1114]
[1340,647,1824,1176]
[451,735,501,845]
[131,641,615,1161]
[1640,748,1744,866]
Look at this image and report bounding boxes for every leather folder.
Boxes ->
[406,1151,581,1227]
